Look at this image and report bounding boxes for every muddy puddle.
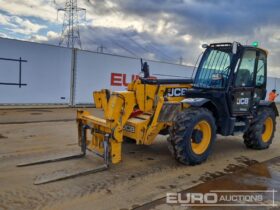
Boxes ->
[134,156,280,209]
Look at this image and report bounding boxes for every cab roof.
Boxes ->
[208,42,268,55]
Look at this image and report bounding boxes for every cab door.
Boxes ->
[254,51,267,102]
[231,49,257,115]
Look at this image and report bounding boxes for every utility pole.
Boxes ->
[179,56,183,65]
[57,0,86,49]
[97,44,106,53]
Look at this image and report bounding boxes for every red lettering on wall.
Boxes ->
[111,73,140,87]
[122,74,129,86]
[111,73,122,86]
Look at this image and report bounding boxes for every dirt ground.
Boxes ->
[0,107,280,210]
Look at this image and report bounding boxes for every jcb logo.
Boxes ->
[237,98,249,105]
[167,88,188,97]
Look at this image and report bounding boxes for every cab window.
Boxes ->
[235,50,256,87]
[256,52,266,87]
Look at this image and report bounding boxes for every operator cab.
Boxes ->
[194,42,267,113]
[184,42,274,136]
[194,42,267,101]
[170,42,278,166]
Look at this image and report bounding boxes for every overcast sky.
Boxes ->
[0,0,280,76]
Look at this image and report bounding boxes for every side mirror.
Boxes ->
[232,41,238,54]
[202,44,208,49]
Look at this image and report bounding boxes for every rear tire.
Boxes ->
[168,108,216,165]
[243,108,276,149]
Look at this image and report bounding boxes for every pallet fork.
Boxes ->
[17,125,110,185]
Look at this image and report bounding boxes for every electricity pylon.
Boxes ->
[57,0,86,49]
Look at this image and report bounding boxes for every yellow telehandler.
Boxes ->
[19,42,278,184]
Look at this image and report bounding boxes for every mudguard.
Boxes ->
[258,100,279,116]
[181,98,211,107]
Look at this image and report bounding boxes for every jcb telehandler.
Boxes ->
[19,42,278,184]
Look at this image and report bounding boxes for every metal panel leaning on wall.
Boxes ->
[0,38,72,105]
[74,50,193,105]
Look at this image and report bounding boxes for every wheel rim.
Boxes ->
[262,117,273,143]
[191,120,211,155]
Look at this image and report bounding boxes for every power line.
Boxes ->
[122,32,175,61]
[102,0,169,57]
[123,34,153,54]
[140,37,176,61]
[88,27,139,57]
[104,0,175,60]
[88,0,176,62]
[110,39,139,57]
[101,0,154,55]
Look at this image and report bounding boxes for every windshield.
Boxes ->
[194,48,233,88]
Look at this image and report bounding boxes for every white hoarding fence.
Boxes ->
[73,50,193,105]
[0,37,280,105]
[0,38,72,105]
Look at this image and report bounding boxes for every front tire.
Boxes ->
[243,108,276,149]
[168,108,216,165]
